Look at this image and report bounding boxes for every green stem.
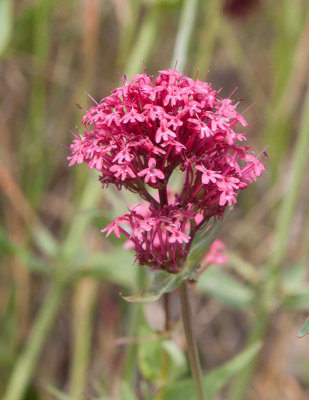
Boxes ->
[3,280,66,400]
[271,85,309,273]
[171,0,199,72]
[123,267,147,383]
[179,281,206,400]
[194,0,223,72]
[124,5,160,78]
[69,279,98,398]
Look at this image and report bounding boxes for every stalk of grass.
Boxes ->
[228,80,309,400]
[0,0,13,56]
[116,0,140,68]
[171,0,198,72]
[217,15,267,107]
[270,87,309,275]
[3,280,66,400]
[124,4,160,78]
[263,6,309,176]
[8,213,31,342]
[69,279,99,398]
[194,0,223,73]
[22,0,54,207]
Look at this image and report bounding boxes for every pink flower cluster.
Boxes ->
[68,69,265,272]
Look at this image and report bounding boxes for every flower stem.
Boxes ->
[179,281,206,400]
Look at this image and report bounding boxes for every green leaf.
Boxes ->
[163,342,262,400]
[162,340,188,379]
[197,267,254,309]
[138,326,164,381]
[298,317,309,338]
[73,249,137,288]
[281,287,309,310]
[122,267,197,304]
[186,216,226,270]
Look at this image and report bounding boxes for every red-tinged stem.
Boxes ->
[179,280,207,400]
[159,187,168,205]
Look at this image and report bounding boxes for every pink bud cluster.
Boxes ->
[68,69,265,272]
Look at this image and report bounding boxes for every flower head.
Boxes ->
[69,69,266,272]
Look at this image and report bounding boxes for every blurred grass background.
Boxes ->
[1,0,309,399]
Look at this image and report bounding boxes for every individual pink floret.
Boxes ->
[101,218,123,238]
[195,165,221,185]
[137,158,165,184]
[166,222,190,244]
[110,164,136,181]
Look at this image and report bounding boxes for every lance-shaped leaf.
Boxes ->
[298,317,309,338]
[122,267,198,304]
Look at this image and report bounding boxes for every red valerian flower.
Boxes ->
[68,68,266,272]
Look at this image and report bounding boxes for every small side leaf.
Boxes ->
[122,268,197,304]
[298,317,309,338]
